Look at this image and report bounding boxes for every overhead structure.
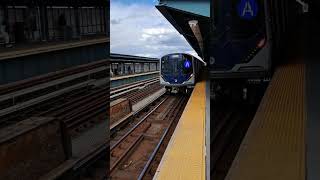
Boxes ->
[188,20,204,56]
[296,0,309,13]
[157,0,272,79]
[156,0,211,60]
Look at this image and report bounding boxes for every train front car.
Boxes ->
[209,0,271,79]
[160,53,195,93]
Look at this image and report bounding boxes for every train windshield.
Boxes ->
[161,54,193,75]
[213,0,266,38]
[210,0,267,68]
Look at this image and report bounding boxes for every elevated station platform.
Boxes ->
[226,63,305,180]
[110,53,160,88]
[0,37,109,61]
[153,1,320,180]
[0,37,109,85]
[225,13,320,180]
[154,63,309,180]
[154,81,207,180]
[0,2,109,85]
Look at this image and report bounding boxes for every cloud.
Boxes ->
[110,19,121,25]
[110,1,197,58]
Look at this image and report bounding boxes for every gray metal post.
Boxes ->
[133,63,136,74]
[39,5,48,41]
[74,6,81,39]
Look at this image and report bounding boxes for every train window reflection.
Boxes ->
[161,54,193,76]
[161,56,177,74]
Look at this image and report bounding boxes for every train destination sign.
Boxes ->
[237,0,258,20]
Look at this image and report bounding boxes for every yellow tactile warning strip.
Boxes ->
[226,63,305,180]
[153,81,206,180]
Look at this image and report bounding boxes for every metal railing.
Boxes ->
[0,4,107,45]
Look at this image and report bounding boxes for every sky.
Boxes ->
[110,0,198,58]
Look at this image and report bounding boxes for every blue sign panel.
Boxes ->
[237,0,258,20]
[184,60,191,69]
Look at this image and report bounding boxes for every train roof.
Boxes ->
[161,53,206,66]
[161,53,200,60]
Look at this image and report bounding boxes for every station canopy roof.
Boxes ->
[110,53,159,63]
[0,0,108,6]
[156,0,211,58]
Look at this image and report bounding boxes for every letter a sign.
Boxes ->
[237,0,258,20]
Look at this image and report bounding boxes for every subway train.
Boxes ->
[157,0,306,99]
[160,53,204,93]
[208,0,295,79]
[157,0,304,78]
[208,0,301,100]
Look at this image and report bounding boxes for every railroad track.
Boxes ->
[0,86,91,127]
[111,80,161,105]
[0,60,107,96]
[110,94,167,143]
[211,99,263,180]
[75,143,109,180]
[109,94,189,179]
[0,60,108,137]
[137,96,188,180]
[41,86,108,137]
[0,60,109,180]
[128,84,162,105]
[110,77,159,96]
[0,85,108,137]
